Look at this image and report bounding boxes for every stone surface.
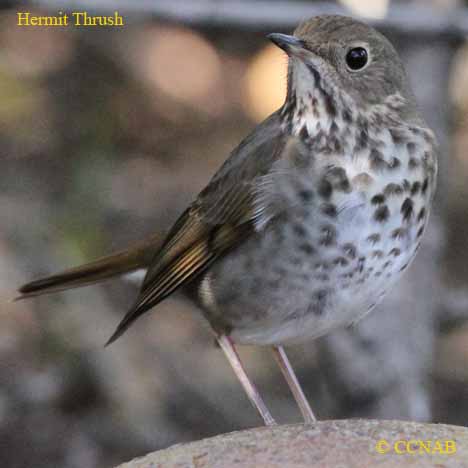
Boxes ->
[117,419,468,468]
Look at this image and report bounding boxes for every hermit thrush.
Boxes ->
[18,15,438,426]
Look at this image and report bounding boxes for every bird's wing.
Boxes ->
[106,111,300,344]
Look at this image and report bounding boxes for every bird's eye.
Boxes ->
[346,47,368,71]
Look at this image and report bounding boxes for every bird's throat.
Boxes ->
[281,61,344,143]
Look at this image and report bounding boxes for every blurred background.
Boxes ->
[2,0,468,466]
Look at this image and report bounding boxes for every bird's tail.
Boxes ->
[15,234,162,300]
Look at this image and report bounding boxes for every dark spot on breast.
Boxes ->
[358,257,365,273]
[333,138,342,153]
[388,157,401,169]
[310,289,328,316]
[371,194,385,205]
[391,228,406,240]
[315,273,330,282]
[357,115,368,130]
[417,226,424,238]
[417,207,426,222]
[330,121,339,133]
[384,183,403,196]
[408,158,420,170]
[367,233,381,244]
[293,223,307,237]
[401,198,414,221]
[357,129,368,150]
[312,96,318,107]
[314,262,329,271]
[341,271,354,279]
[389,128,405,144]
[421,177,429,194]
[402,179,411,192]
[343,243,357,259]
[333,256,349,267]
[318,179,332,199]
[369,148,386,170]
[321,203,337,217]
[299,189,314,202]
[372,250,384,259]
[342,108,352,123]
[411,181,421,195]
[299,125,309,140]
[389,248,401,257]
[324,95,337,117]
[375,271,382,277]
[327,167,351,192]
[320,225,337,246]
[383,260,392,269]
[299,243,316,255]
[374,205,390,223]
[406,142,416,154]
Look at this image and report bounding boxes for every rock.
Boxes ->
[116,419,467,467]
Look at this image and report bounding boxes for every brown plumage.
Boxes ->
[17,233,162,299]
[17,15,437,426]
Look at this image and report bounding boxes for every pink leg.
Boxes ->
[272,346,316,423]
[217,335,276,426]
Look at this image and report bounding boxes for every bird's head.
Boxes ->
[269,15,416,123]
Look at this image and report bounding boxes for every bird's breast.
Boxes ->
[198,117,437,346]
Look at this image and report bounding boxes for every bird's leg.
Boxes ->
[272,346,316,423]
[217,334,276,426]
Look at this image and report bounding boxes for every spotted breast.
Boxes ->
[197,87,436,347]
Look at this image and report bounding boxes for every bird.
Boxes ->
[17,15,438,426]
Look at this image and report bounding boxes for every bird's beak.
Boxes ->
[267,33,305,57]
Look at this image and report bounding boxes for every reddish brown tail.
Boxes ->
[16,234,162,300]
